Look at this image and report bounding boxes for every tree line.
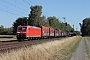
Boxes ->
[0,25,13,35]
[0,5,74,35]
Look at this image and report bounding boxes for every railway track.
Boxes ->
[0,37,63,53]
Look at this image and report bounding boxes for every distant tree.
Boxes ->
[47,16,60,29]
[5,27,13,34]
[13,17,27,34]
[39,15,49,27]
[0,25,13,35]
[0,25,4,34]
[66,24,73,32]
[28,5,42,26]
[47,16,73,32]
[81,18,90,36]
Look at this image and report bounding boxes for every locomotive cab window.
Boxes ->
[18,27,22,30]
[22,27,26,30]
[18,27,27,31]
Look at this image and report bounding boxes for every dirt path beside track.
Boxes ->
[70,37,90,60]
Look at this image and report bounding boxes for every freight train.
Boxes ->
[16,25,69,41]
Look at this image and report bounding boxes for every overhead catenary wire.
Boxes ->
[0,0,50,18]
[28,0,35,5]
[13,0,29,8]
[0,8,23,17]
[0,3,26,15]
[0,0,28,12]
[23,0,31,6]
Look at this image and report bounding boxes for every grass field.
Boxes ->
[0,35,16,41]
[0,35,16,38]
[0,36,81,60]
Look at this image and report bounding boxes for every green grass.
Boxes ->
[86,37,90,58]
[84,39,89,58]
[70,37,81,53]
[66,37,81,60]
[60,37,82,60]
[0,35,15,38]
[0,36,13,38]
[87,37,90,40]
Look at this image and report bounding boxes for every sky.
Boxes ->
[0,0,90,31]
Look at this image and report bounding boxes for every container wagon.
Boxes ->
[49,27,54,38]
[58,30,62,37]
[54,29,59,37]
[40,26,49,38]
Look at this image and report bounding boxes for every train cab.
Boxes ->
[16,26,27,40]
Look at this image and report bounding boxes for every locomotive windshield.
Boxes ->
[18,27,27,31]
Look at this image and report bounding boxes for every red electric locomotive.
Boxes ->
[16,25,41,41]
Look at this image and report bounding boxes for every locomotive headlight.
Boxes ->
[17,32,20,33]
[17,32,20,36]
[23,32,26,33]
